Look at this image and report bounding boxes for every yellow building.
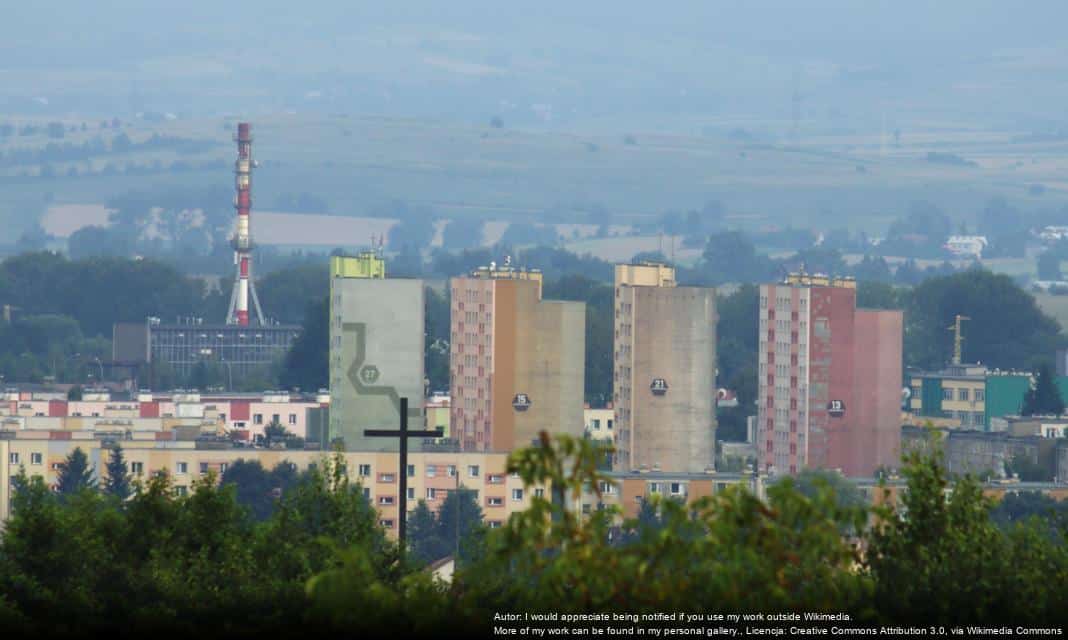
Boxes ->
[908,364,988,429]
[6,436,1065,534]
[584,406,615,442]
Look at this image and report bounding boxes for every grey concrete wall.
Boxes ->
[630,287,717,473]
[329,278,425,451]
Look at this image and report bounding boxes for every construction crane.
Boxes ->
[948,314,970,365]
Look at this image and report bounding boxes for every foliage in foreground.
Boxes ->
[2,435,1068,635]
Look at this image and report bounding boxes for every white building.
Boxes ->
[944,236,988,258]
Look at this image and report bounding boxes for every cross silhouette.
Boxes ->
[364,397,443,548]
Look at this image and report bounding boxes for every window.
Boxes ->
[488,474,504,484]
[582,504,592,515]
[607,419,613,430]
[130,462,144,474]
[447,465,456,478]
[426,464,437,478]
[219,463,228,474]
[30,453,42,465]
[648,482,660,494]
[358,464,371,477]
[362,487,371,499]
[407,488,416,499]
[378,496,395,506]
[379,473,395,483]
[976,389,985,402]
[958,389,969,401]
[254,414,263,424]
[592,419,601,430]
[942,389,953,401]
[534,488,545,499]
[174,486,188,497]
[487,497,504,506]
[272,414,280,424]
[288,414,297,425]
[670,482,684,496]
[407,464,416,477]
[598,481,616,495]
[426,488,436,499]
[511,488,524,501]
[200,463,209,474]
[488,521,502,529]
[8,452,18,464]
[379,519,394,529]
[176,462,188,474]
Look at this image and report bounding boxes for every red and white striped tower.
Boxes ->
[226,122,265,326]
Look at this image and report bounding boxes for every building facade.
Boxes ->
[449,264,585,452]
[907,367,1068,431]
[613,263,717,473]
[757,273,902,477]
[329,254,426,450]
[113,319,300,382]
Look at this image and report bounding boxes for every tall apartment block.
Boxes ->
[329,253,425,451]
[449,264,585,452]
[757,273,902,477]
[613,263,717,473]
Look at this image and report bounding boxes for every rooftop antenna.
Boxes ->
[948,314,970,365]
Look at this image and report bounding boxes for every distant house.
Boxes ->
[1038,226,1068,243]
[944,235,988,258]
[427,556,455,585]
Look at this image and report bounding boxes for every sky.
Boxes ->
[3,1,1068,130]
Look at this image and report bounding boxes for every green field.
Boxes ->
[4,112,1068,250]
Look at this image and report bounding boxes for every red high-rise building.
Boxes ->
[757,273,902,477]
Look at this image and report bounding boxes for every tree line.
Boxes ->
[2,434,1068,634]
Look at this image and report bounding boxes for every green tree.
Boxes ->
[1021,362,1065,416]
[864,434,1068,623]
[435,485,486,566]
[543,275,613,404]
[458,432,870,615]
[55,447,95,497]
[856,281,900,310]
[698,231,773,285]
[408,500,446,565]
[442,219,484,251]
[102,445,131,501]
[279,296,327,391]
[904,268,1064,370]
[1037,251,1063,281]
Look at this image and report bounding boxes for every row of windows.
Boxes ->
[941,387,985,402]
[953,411,986,427]
[250,413,299,425]
[358,463,501,480]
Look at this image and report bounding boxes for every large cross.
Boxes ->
[364,397,443,549]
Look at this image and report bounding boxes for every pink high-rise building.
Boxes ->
[757,274,902,477]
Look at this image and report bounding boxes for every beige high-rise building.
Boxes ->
[613,263,717,473]
[450,264,585,452]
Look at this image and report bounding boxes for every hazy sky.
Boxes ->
[3,1,1068,129]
